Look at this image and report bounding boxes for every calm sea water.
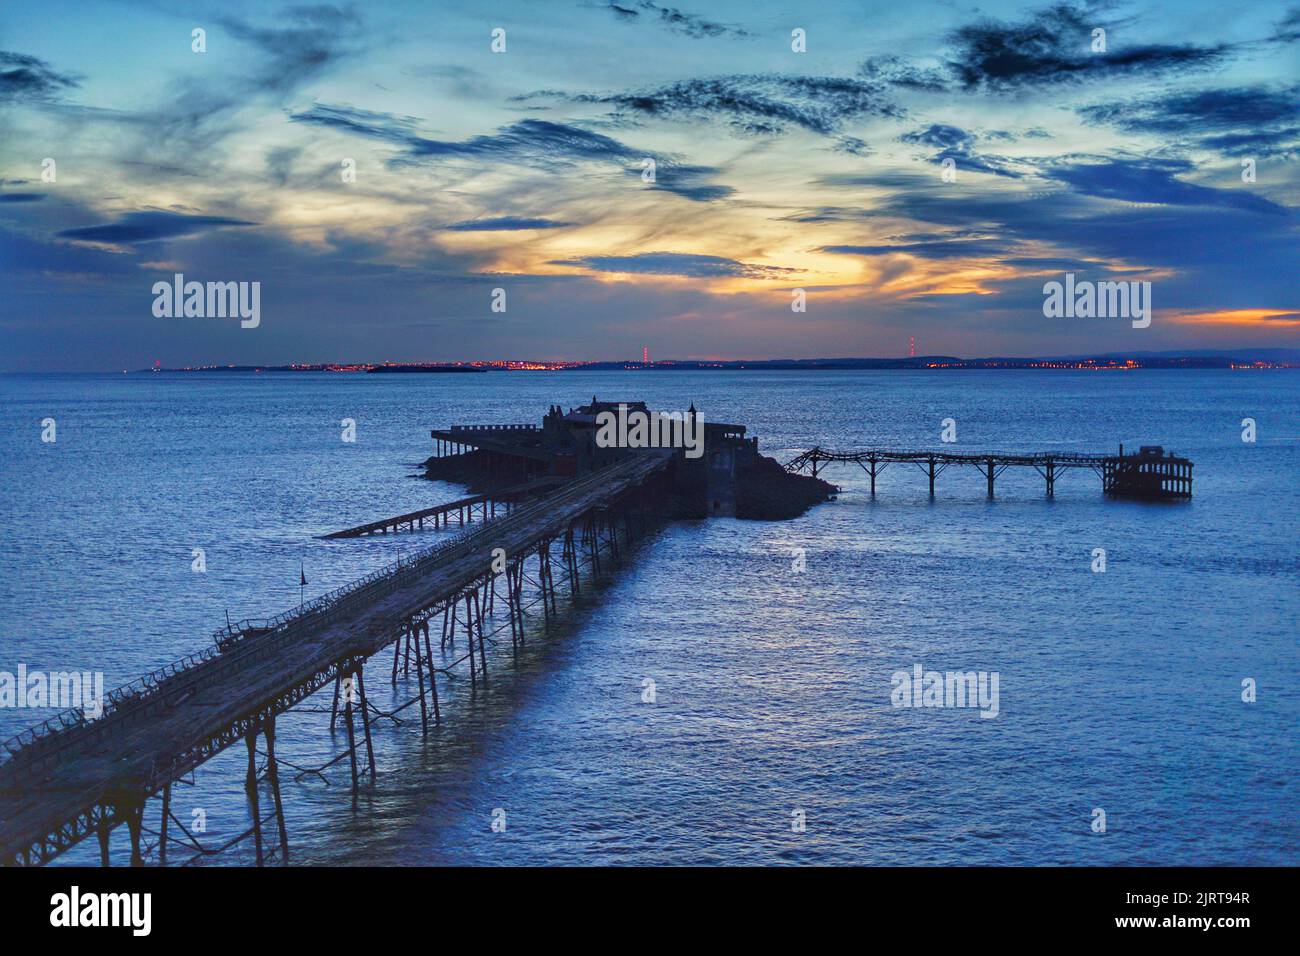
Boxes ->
[0,370,1296,866]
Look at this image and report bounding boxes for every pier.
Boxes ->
[0,451,674,867]
[784,444,1193,499]
[320,476,565,539]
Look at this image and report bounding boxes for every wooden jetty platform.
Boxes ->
[0,452,673,867]
[320,476,566,539]
[785,444,1193,499]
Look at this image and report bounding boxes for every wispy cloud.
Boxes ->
[551,251,793,279]
[598,1,750,39]
[945,2,1226,90]
[0,51,79,102]
[57,211,257,245]
[445,217,572,231]
[528,74,900,137]
[1078,86,1300,157]
[899,124,1023,178]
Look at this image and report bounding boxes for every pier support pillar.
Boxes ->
[264,716,290,863]
[245,731,264,865]
[159,783,171,866]
[422,620,441,724]
[343,670,360,809]
[928,458,936,497]
[987,457,995,499]
[464,592,479,694]
[97,808,111,867]
[329,671,343,729]
[413,620,430,733]
[356,670,377,785]
[473,585,489,684]
[124,798,144,868]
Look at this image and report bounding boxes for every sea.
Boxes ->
[0,369,1295,866]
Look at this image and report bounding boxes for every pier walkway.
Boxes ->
[320,476,566,539]
[785,446,1192,499]
[0,452,673,867]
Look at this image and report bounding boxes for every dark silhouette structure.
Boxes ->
[785,445,1193,500]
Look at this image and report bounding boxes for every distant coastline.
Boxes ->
[130,349,1299,374]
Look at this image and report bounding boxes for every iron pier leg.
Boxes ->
[413,621,430,734]
[513,563,527,644]
[465,593,478,694]
[126,799,144,867]
[329,670,342,730]
[565,528,579,597]
[246,731,264,865]
[474,585,489,684]
[356,669,376,784]
[265,716,289,863]
[928,458,936,497]
[422,621,441,724]
[159,783,171,866]
[506,567,519,654]
[344,673,360,809]
[987,457,995,499]
[391,631,401,684]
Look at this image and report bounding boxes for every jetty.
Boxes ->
[784,444,1192,499]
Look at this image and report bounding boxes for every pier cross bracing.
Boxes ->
[784,445,1193,499]
[0,451,673,867]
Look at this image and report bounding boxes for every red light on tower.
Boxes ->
[909,336,915,358]
[643,346,649,366]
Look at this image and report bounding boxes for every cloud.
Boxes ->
[640,163,735,201]
[444,217,572,231]
[946,2,1226,90]
[0,51,79,102]
[57,211,257,245]
[899,124,1023,178]
[859,56,950,93]
[291,109,735,201]
[1039,157,1290,215]
[1078,86,1300,157]
[550,251,793,278]
[531,74,899,137]
[0,193,45,203]
[129,5,365,161]
[216,4,363,96]
[821,239,1014,260]
[598,1,749,39]
[293,108,632,161]
[284,102,424,144]
[1273,5,1300,42]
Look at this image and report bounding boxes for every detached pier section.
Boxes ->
[785,444,1192,500]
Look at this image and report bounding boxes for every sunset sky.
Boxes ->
[1,0,1297,370]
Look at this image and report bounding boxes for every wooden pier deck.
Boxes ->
[0,452,673,866]
[785,446,1193,499]
[320,476,566,539]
